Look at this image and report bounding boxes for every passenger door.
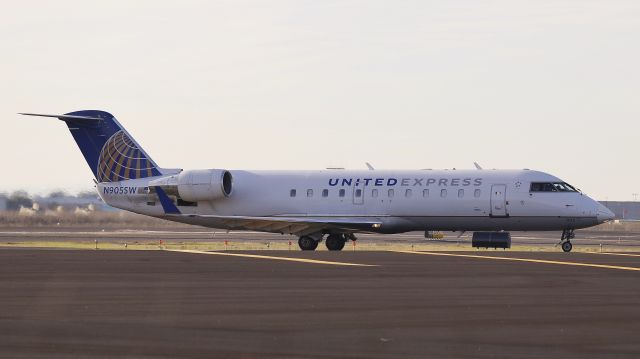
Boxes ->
[353,182,364,205]
[490,184,508,217]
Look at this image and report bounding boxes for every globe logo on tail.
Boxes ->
[97,130,159,182]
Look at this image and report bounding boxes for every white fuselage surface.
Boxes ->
[99,169,611,234]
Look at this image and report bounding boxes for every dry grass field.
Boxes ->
[1,211,640,252]
[0,210,190,229]
[1,210,639,231]
[0,211,640,233]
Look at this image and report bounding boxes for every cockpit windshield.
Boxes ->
[530,182,578,192]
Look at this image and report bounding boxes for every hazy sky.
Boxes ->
[1,1,638,200]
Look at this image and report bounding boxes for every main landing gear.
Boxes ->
[297,233,355,251]
[560,229,575,252]
[325,234,346,251]
[298,236,319,251]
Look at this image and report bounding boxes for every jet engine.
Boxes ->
[176,169,233,202]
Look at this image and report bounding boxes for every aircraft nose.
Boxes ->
[596,203,615,223]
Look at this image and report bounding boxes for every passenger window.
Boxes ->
[405,189,412,197]
[339,189,345,197]
[322,189,328,197]
[307,189,313,197]
[423,189,429,198]
[474,189,481,198]
[290,189,296,197]
[440,189,447,198]
[458,189,464,198]
[388,189,395,198]
[372,189,378,198]
[355,189,362,197]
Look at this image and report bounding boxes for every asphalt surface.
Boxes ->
[3,228,640,250]
[1,249,640,358]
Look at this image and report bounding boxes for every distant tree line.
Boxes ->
[0,190,100,211]
[1,191,33,211]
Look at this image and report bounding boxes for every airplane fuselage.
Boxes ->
[98,169,609,234]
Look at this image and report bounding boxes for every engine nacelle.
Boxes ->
[177,169,233,202]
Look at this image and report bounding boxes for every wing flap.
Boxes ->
[167,214,383,236]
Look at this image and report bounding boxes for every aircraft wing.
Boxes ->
[153,186,383,235]
[165,213,383,236]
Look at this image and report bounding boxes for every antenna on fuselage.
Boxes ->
[365,162,375,170]
[474,162,483,170]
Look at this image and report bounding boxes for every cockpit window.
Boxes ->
[553,182,578,192]
[530,182,578,192]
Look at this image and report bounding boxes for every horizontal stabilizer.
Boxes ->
[19,113,103,122]
[20,110,163,181]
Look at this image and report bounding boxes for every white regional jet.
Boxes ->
[21,110,614,252]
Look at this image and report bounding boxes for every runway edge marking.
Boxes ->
[392,251,640,272]
[597,252,640,258]
[165,249,378,267]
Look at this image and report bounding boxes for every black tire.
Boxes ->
[298,236,318,251]
[562,241,573,253]
[325,234,346,251]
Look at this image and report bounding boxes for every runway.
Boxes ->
[1,249,640,358]
[3,228,640,252]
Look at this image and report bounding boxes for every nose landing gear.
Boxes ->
[559,229,575,252]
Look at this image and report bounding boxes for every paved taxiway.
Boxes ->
[3,227,640,250]
[1,249,639,358]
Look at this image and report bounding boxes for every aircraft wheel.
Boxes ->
[561,241,573,253]
[325,234,346,251]
[298,236,318,251]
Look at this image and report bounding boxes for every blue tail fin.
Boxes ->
[21,110,162,182]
